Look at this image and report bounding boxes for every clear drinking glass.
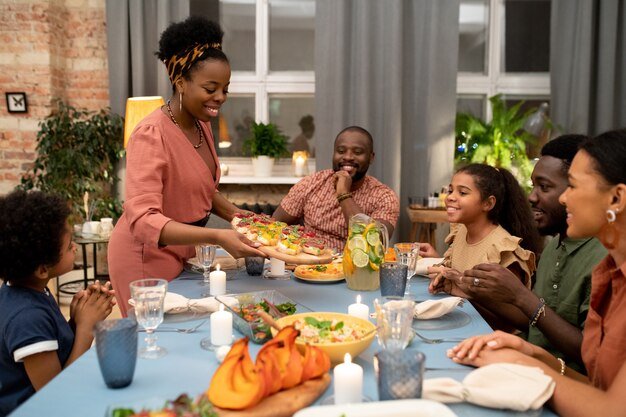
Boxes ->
[130,278,168,359]
[374,297,416,351]
[195,244,216,286]
[394,243,419,298]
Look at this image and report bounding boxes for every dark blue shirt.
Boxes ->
[0,284,74,417]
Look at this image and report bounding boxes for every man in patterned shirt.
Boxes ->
[273,126,399,252]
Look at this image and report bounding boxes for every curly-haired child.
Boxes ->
[0,190,115,416]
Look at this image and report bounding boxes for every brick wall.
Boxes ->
[0,0,109,194]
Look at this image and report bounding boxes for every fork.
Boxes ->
[139,320,207,334]
[412,330,465,344]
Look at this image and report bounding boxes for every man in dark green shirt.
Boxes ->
[460,135,606,372]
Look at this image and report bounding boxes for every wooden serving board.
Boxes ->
[259,245,333,265]
[216,374,331,417]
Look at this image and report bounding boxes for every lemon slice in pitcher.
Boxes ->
[348,235,368,252]
[366,229,380,246]
[351,248,370,268]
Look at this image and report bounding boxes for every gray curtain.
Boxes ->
[315,0,460,242]
[106,0,190,115]
[551,0,626,135]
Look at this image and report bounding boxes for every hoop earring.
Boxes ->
[179,91,183,113]
[604,209,619,249]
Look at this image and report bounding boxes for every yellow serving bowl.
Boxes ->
[273,312,376,364]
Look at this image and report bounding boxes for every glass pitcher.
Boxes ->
[343,214,389,291]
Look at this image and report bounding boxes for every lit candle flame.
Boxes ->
[356,294,362,304]
[216,263,221,272]
[344,353,352,364]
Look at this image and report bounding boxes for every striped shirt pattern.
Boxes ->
[280,170,400,251]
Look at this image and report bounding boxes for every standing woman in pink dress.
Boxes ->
[108,17,264,316]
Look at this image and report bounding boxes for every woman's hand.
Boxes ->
[447,331,536,362]
[216,229,266,258]
[418,242,440,258]
[450,346,534,368]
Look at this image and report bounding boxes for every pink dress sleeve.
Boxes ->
[123,123,172,247]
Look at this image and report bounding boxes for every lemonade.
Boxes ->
[343,214,388,291]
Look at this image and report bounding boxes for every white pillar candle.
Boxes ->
[270,257,285,277]
[294,155,306,176]
[348,295,370,321]
[209,264,226,296]
[333,353,363,404]
[210,304,232,346]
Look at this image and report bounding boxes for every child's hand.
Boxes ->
[74,289,114,332]
[69,290,87,322]
[427,265,451,293]
[417,242,440,258]
[85,281,117,308]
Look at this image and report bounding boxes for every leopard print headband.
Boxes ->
[164,42,222,85]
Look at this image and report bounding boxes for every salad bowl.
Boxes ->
[273,312,376,364]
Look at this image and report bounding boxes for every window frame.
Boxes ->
[457,0,550,120]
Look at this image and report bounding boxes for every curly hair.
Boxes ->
[156,16,228,83]
[456,164,543,255]
[0,190,70,283]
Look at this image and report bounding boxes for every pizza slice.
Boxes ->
[302,238,326,256]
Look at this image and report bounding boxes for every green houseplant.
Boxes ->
[454,94,540,190]
[19,101,124,224]
[242,122,289,177]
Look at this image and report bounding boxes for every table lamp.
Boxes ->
[124,96,165,148]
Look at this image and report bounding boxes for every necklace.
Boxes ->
[166,100,204,149]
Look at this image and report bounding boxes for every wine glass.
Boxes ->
[195,244,216,286]
[393,243,419,298]
[130,278,168,359]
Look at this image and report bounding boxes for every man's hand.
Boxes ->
[461,263,528,305]
[333,170,353,196]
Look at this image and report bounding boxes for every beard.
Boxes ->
[536,209,568,237]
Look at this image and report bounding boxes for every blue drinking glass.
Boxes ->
[94,318,138,389]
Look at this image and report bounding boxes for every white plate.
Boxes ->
[294,399,457,417]
[412,309,472,331]
[415,257,445,275]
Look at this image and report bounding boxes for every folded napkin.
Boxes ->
[415,297,464,319]
[423,363,555,411]
[129,292,236,315]
[415,257,445,275]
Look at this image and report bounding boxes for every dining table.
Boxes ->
[10,267,557,417]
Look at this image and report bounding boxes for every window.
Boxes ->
[457,0,551,120]
[191,0,315,161]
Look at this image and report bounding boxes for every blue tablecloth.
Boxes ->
[10,270,556,416]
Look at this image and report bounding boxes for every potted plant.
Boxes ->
[19,100,124,224]
[242,122,289,177]
[454,94,545,191]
